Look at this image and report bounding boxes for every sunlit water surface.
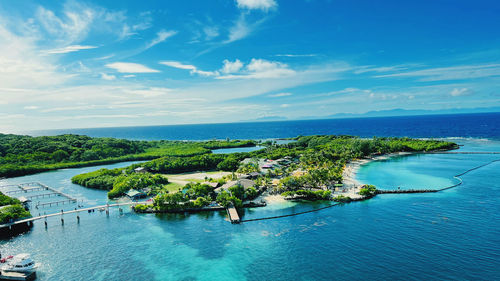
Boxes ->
[1,139,499,280]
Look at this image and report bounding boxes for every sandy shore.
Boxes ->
[340,152,415,199]
[342,152,414,188]
[261,193,287,204]
[259,152,416,203]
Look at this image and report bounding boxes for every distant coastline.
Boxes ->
[23,112,500,141]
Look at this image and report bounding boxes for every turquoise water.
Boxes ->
[1,139,499,280]
[212,146,264,154]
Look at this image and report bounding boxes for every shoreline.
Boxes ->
[342,152,415,190]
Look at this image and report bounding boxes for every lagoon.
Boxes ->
[211,146,265,154]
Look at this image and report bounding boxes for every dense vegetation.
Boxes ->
[0,192,22,206]
[0,133,256,178]
[281,190,332,200]
[358,185,377,197]
[72,169,170,198]
[151,182,216,211]
[108,173,169,198]
[72,135,456,200]
[262,136,457,193]
[0,192,31,224]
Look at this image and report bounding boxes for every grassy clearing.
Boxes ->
[164,182,184,192]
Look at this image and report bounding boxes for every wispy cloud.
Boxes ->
[375,63,500,81]
[203,26,219,40]
[0,20,68,90]
[23,106,39,110]
[44,45,97,54]
[275,54,318,58]
[159,61,218,76]
[145,29,177,50]
[106,62,160,73]
[36,3,96,45]
[116,11,153,40]
[225,15,252,43]
[353,65,414,74]
[450,87,474,97]
[269,92,292,97]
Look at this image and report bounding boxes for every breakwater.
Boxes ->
[378,157,500,194]
[240,202,341,223]
[376,189,438,194]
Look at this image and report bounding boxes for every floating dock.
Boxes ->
[0,182,77,208]
[0,271,36,281]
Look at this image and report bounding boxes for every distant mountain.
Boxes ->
[241,107,500,123]
[321,107,500,119]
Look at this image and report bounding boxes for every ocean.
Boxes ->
[2,112,499,280]
[31,112,500,140]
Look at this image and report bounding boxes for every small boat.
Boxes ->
[1,254,38,273]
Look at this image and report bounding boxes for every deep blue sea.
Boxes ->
[2,113,500,280]
[31,112,500,140]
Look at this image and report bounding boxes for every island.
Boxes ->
[68,135,457,214]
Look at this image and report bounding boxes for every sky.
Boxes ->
[0,0,499,132]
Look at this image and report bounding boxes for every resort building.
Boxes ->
[126,189,147,200]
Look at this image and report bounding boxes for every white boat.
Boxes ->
[1,253,37,273]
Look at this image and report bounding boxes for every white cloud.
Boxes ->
[218,58,295,79]
[159,61,218,77]
[236,0,277,11]
[44,45,97,54]
[24,106,39,110]
[450,88,474,97]
[0,20,68,90]
[269,92,292,97]
[100,73,116,80]
[221,59,243,74]
[145,29,177,49]
[106,62,160,73]
[280,104,290,108]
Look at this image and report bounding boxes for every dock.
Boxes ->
[0,271,36,281]
[226,205,240,224]
[0,201,146,230]
[0,182,77,208]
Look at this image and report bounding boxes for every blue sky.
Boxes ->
[0,0,499,132]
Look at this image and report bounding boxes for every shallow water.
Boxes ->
[0,139,499,280]
[212,146,264,154]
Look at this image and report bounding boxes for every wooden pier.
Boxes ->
[0,182,77,208]
[0,201,147,230]
[226,205,240,224]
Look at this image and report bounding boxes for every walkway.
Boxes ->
[0,201,148,229]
